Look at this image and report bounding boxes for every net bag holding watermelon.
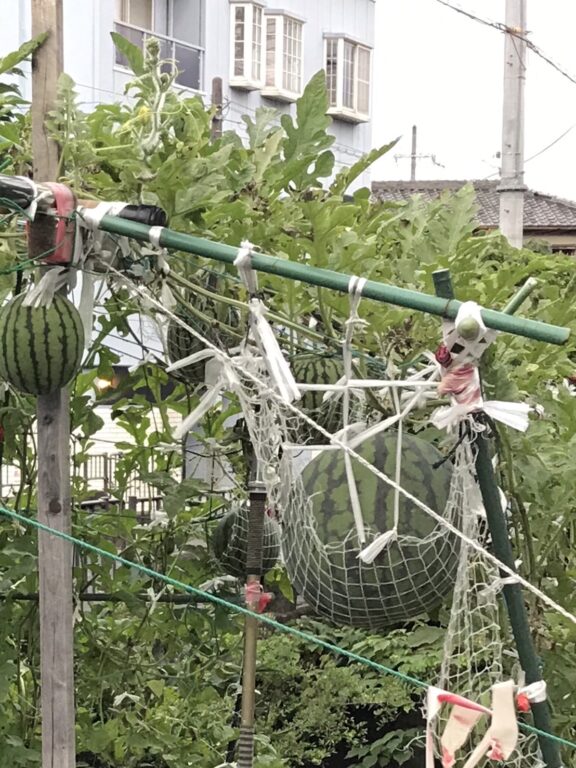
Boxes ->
[279,429,459,629]
[231,279,463,630]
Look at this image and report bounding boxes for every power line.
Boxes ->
[434,0,576,88]
[525,123,576,163]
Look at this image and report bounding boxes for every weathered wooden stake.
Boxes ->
[31,2,76,766]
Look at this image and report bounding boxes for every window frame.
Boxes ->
[229,0,266,90]
[114,0,205,93]
[324,36,372,123]
[262,11,304,102]
[116,0,156,31]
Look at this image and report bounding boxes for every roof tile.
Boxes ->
[371,180,576,230]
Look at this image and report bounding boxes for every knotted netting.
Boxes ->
[229,273,465,631]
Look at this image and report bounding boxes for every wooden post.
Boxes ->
[210,77,223,140]
[31,2,76,767]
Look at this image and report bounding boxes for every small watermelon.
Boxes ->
[213,504,281,579]
[167,293,240,384]
[289,355,345,444]
[0,294,84,395]
[289,353,384,444]
[282,431,458,629]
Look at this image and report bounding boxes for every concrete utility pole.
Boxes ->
[31,1,76,766]
[498,0,527,248]
[393,125,443,180]
[410,124,417,180]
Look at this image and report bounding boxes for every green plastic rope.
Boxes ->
[0,504,575,754]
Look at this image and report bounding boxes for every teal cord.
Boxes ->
[0,505,575,753]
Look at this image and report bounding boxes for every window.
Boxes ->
[116,0,153,29]
[263,12,303,101]
[114,0,204,92]
[230,2,265,89]
[325,37,371,122]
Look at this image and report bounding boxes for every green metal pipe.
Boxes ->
[474,437,562,768]
[96,215,570,346]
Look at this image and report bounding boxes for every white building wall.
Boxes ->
[2,0,375,187]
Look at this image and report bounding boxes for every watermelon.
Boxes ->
[213,504,281,579]
[167,293,240,384]
[289,355,345,444]
[289,353,384,444]
[0,294,84,395]
[282,431,458,629]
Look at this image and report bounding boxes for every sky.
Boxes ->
[371,0,576,201]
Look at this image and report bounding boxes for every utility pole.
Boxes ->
[210,76,223,141]
[498,0,527,248]
[31,2,76,767]
[393,126,444,180]
[410,124,417,181]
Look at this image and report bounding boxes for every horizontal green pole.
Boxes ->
[97,215,570,346]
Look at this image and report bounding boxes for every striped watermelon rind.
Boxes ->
[167,294,240,384]
[289,355,345,443]
[0,294,84,395]
[282,431,459,629]
[213,504,281,579]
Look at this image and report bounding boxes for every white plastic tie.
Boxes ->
[359,529,397,563]
[518,680,547,704]
[78,201,127,231]
[234,242,299,403]
[156,250,170,276]
[79,266,95,349]
[343,450,366,545]
[149,226,165,249]
[174,381,224,440]
[22,267,71,309]
[340,275,370,545]
[166,347,219,373]
[249,300,300,403]
[234,240,259,296]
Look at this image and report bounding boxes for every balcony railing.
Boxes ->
[114,22,204,92]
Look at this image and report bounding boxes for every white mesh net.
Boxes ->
[431,438,543,767]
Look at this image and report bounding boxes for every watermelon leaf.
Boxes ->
[110,32,145,75]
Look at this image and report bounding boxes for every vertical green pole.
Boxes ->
[432,269,563,768]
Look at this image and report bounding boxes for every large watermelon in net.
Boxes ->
[213,504,281,579]
[282,431,459,629]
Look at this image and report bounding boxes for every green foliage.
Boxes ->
[255,621,442,766]
[0,32,575,768]
[0,34,47,175]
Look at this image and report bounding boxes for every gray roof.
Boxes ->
[371,180,576,231]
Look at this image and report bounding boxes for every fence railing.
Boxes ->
[1,453,168,523]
